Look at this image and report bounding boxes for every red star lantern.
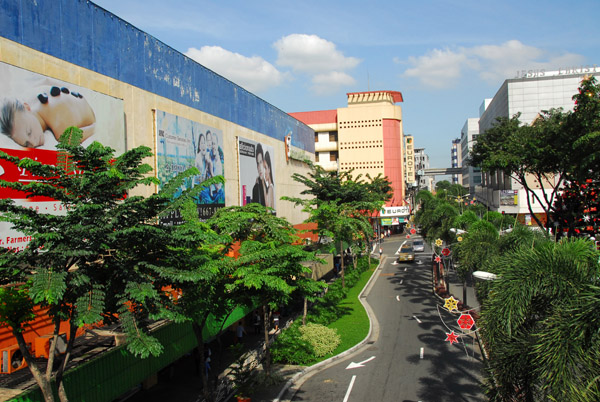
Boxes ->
[445,331,459,344]
[406,234,411,239]
[457,313,475,330]
[410,228,416,234]
[434,255,441,263]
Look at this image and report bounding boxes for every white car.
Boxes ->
[413,239,424,252]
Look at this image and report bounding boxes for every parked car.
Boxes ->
[413,239,424,252]
[396,243,415,262]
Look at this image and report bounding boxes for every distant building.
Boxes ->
[451,138,462,185]
[414,147,433,191]
[475,68,600,224]
[460,117,482,194]
[291,91,410,228]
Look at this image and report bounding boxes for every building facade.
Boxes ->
[475,69,600,222]
[0,0,316,399]
[451,138,462,185]
[291,91,409,225]
[460,117,482,194]
[414,147,433,192]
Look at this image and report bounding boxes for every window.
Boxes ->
[329,132,338,142]
[330,151,338,162]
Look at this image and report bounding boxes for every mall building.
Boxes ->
[472,68,600,225]
[290,90,411,228]
[0,0,317,400]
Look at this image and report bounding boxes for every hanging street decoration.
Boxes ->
[444,296,459,312]
[457,313,475,330]
[441,247,451,256]
[410,228,416,235]
[435,238,443,247]
[406,234,411,239]
[434,255,441,263]
[445,331,459,344]
[457,236,463,242]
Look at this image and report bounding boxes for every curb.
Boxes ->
[273,257,384,402]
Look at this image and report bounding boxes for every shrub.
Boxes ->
[271,322,314,365]
[299,323,341,357]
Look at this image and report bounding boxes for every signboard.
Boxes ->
[238,138,276,213]
[380,206,410,217]
[0,62,125,250]
[500,190,518,206]
[156,110,225,224]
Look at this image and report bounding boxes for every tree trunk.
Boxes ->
[302,297,307,326]
[192,314,210,402]
[339,243,345,288]
[262,305,271,376]
[14,330,55,402]
[56,321,78,402]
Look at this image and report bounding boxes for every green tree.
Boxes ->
[208,203,323,376]
[0,129,204,402]
[479,238,600,401]
[284,161,391,287]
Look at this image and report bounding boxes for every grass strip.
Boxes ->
[312,263,376,363]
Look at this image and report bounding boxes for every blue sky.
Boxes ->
[92,0,600,170]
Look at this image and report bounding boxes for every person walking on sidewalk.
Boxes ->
[235,321,247,344]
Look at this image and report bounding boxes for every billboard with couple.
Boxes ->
[238,137,276,213]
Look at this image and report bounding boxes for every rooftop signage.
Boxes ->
[514,65,599,79]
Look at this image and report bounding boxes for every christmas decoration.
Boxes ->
[445,331,459,344]
[434,255,441,263]
[457,236,463,242]
[435,238,443,247]
[444,296,459,312]
[457,313,475,330]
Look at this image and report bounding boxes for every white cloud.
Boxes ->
[185,46,287,93]
[274,34,361,73]
[401,40,586,89]
[273,34,360,94]
[311,72,356,95]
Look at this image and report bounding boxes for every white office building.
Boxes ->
[475,67,600,224]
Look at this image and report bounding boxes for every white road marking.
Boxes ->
[404,267,407,271]
[343,375,357,402]
[346,356,376,369]
[413,316,422,324]
[396,295,400,301]
[420,347,424,359]
[400,279,403,284]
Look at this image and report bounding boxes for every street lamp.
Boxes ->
[473,271,498,281]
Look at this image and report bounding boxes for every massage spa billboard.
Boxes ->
[238,137,276,213]
[156,110,225,224]
[0,62,125,251]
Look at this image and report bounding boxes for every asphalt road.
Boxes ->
[290,236,484,402]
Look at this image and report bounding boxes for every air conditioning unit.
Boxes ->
[0,345,27,374]
[34,333,67,359]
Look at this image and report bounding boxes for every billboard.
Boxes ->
[0,62,125,250]
[156,110,224,224]
[500,190,518,206]
[238,137,276,213]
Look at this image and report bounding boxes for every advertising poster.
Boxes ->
[500,190,518,206]
[238,137,276,213]
[156,110,224,224]
[0,62,125,250]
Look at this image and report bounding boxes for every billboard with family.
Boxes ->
[155,110,225,224]
[238,137,276,213]
[0,62,125,251]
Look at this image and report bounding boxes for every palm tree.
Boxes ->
[479,237,600,401]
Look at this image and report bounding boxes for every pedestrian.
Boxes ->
[204,343,211,377]
[253,311,261,334]
[273,311,280,332]
[379,247,383,259]
[235,321,246,344]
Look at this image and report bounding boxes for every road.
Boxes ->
[290,235,484,402]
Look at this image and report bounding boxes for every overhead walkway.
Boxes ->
[423,167,462,176]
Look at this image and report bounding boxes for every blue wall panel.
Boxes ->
[0,0,314,153]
